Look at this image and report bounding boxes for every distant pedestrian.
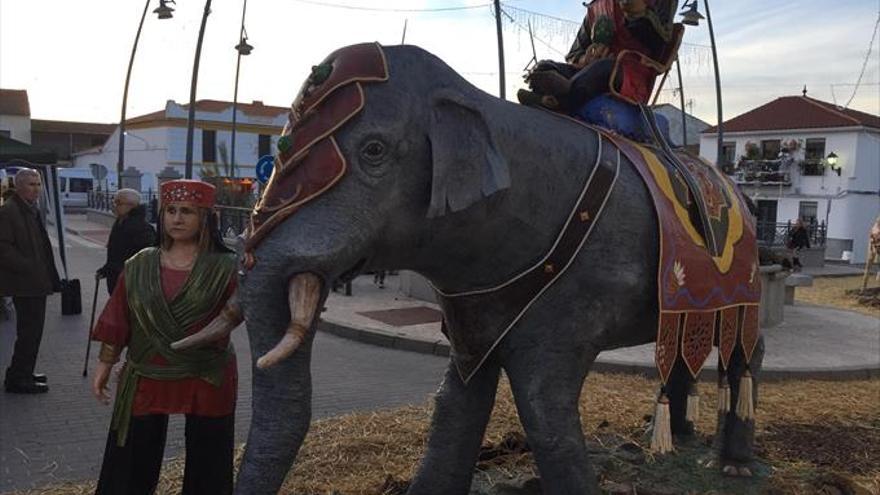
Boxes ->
[373,270,386,289]
[787,219,810,271]
[96,189,156,294]
[0,168,60,394]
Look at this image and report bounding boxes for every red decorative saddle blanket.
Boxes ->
[604,132,761,382]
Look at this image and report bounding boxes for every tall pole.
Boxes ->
[230,0,248,179]
[185,0,214,180]
[675,59,687,147]
[705,0,723,166]
[493,0,506,99]
[117,0,152,179]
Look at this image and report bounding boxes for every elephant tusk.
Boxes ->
[171,290,243,350]
[256,273,322,369]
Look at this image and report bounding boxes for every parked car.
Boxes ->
[58,167,95,210]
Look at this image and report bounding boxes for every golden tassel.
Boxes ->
[735,370,754,420]
[718,375,731,413]
[651,393,674,454]
[686,383,700,423]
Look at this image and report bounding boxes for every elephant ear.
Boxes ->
[426,90,511,218]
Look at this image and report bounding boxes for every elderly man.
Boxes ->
[0,168,60,394]
[96,189,156,293]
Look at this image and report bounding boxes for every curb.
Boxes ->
[318,321,879,383]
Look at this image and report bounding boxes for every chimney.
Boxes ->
[252,100,263,106]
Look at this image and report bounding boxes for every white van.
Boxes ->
[58,168,95,210]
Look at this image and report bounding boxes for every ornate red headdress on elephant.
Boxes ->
[244,42,390,266]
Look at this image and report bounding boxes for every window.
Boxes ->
[69,178,93,193]
[798,201,818,225]
[804,138,826,160]
[202,130,216,163]
[720,142,736,166]
[760,140,781,160]
[258,134,272,158]
[801,138,826,176]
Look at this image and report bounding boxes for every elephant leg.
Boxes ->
[408,358,501,495]
[666,358,696,438]
[504,342,600,494]
[717,335,765,476]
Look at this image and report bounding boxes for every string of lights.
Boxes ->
[289,0,491,13]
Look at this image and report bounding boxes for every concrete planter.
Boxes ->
[760,264,787,328]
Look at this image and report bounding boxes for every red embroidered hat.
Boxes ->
[161,180,216,208]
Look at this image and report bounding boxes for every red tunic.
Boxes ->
[92,267,237,417]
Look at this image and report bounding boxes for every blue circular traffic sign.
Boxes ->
[255,155,275,184]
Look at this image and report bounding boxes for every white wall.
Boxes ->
[0,115,31,143]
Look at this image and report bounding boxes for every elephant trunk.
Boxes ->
[235,271,324,494]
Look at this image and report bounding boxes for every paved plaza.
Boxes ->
[1,216,877,492]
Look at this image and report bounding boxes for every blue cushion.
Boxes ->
[574,95,671,144]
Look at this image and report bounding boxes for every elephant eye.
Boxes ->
[361,140,386,163]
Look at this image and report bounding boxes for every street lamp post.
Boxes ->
[230,0,253,179]
[184,0,214,180]
[680,0,723,165]
[117,0,173,178]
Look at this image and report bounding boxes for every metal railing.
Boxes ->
[88,189,160,223]
[755,220,827,247]
[728,159,792,186]
[216,205,251,239]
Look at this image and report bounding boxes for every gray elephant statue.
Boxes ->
[179,43,765,494]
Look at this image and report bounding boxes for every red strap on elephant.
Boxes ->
[244,43,389,261]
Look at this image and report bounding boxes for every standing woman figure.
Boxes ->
[91,180,243,495]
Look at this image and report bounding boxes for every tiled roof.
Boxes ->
[0,89,30,116]
[31,119,116,135]
[126,99,288,125]
[703,96,880,134]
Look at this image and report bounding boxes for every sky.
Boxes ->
[1,0,878,126]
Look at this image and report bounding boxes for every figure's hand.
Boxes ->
[171,291,243,350]
[92,361,113,405]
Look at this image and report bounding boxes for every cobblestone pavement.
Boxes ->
[0,231,448,492]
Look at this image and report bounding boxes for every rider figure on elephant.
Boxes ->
[518,0,677,112]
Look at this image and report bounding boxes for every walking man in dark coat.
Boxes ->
[96,189,156,293]
[0,168,60,394]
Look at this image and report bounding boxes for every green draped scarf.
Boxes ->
[111,247,237,446]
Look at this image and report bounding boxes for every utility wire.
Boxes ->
[289,0,490,12]
[844,11,880,109]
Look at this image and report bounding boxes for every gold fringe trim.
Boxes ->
[717,376,731,414]
[651,393,674,454]
[736,370,755,420]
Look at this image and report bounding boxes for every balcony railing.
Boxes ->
[727,159,792,186]
[755,220,827,247]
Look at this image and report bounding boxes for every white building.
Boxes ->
[73,99,287,190]
[0,89,32,143]
[700,95,880,264]
[652,103,710,153]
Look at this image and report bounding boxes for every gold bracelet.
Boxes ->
[221,304,243,325]
[98,343,120,364]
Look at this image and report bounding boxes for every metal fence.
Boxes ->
[216,205,252,239]
[755,220,827,247]
[88,190,160,223]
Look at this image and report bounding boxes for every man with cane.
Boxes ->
[84,189,155,376]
